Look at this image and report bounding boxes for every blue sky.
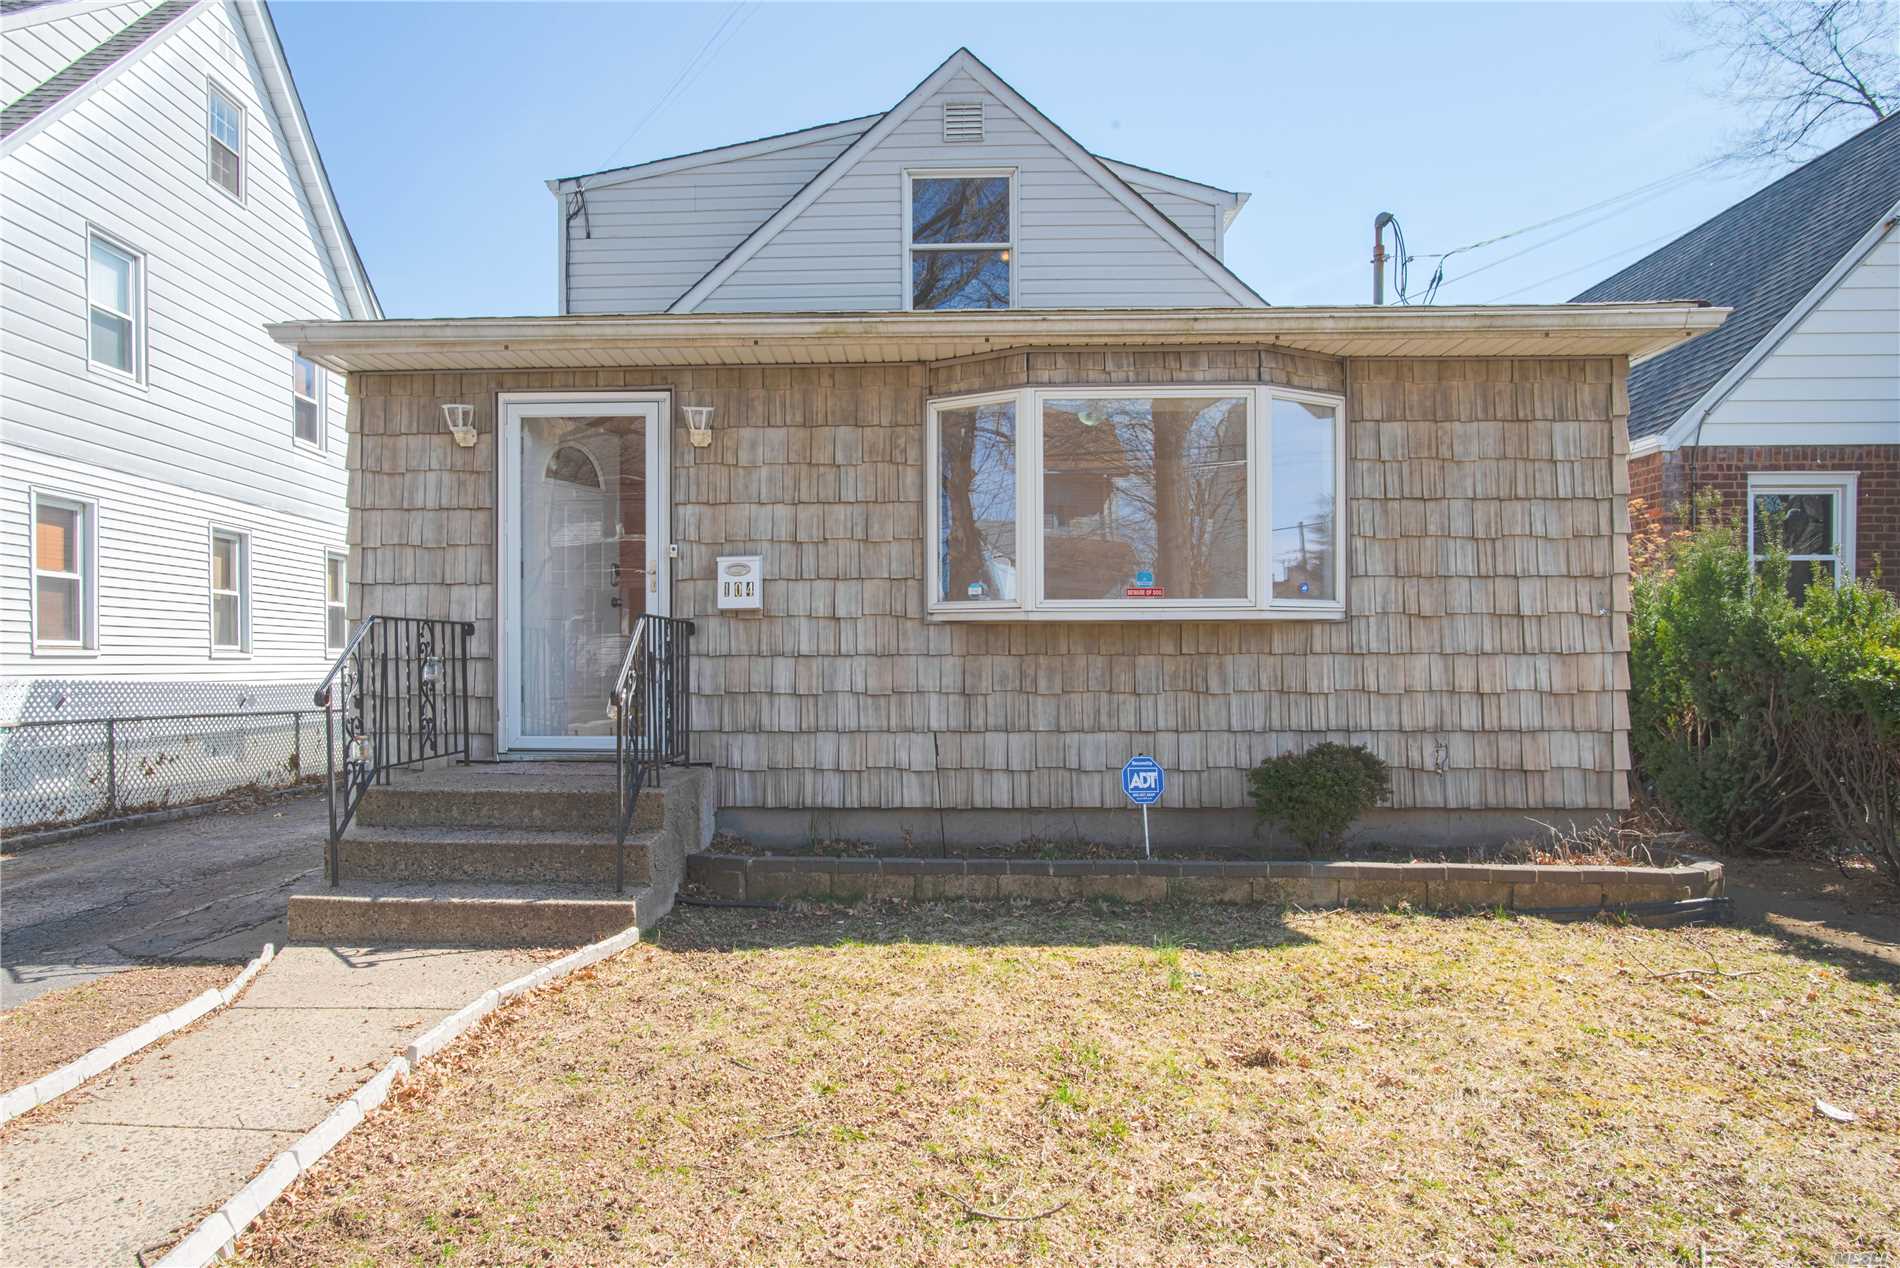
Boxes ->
[273,1,1810,318]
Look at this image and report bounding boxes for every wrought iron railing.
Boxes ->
[610,614,695,892]
[314,616,475,884]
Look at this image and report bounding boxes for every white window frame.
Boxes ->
[292,354,325,450]
[324,549,348,652]
[1746,471,1857,585]
[85,228,143,383]
[28,489,98,655]
[902,168,1016,312]
[208,526,251,654]
[205,78,245,202]
[925,383,1349,622]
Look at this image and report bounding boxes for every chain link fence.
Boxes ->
[0,709,327,834]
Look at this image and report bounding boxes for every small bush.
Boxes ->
[1248,742,1391,852]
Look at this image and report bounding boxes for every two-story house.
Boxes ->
[1,0,379,823]
[269,49,1724,939]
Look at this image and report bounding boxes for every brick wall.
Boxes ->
[1637,444,1900,584]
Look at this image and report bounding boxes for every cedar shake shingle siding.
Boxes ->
[345,347,1631,816]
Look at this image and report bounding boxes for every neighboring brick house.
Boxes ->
[1575,115,1899,594]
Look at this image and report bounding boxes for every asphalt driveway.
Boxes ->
[0,796,327,1008]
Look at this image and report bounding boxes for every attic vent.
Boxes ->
[943,101,984,144]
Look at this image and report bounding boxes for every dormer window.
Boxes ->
[906,171,1012,310]
[206,82,244,199]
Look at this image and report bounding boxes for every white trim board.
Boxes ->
[1651,203,1899,453]
[666,48,1265,313]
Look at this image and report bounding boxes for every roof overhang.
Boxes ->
[269,303,1728,375]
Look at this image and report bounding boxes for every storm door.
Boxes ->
[499,394,668,751]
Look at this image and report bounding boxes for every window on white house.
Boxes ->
[1748,473,1857,599]
[928,385,1345,620]
[87,233,140,377]
[32,492,95,650]
[908,173,1011,310]
[324,551,347,651]
[206,83,243,198]
[293,355,323,446]
[210,529,249,651]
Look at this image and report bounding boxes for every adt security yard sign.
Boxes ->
[1122,756,1164,804]
[1122,755,1165,858]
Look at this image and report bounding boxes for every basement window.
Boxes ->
[928,385,1346,621]
[906,171,1011,310]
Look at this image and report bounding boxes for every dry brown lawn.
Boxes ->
[0,963,236,1089]
[234,903,1897,1267]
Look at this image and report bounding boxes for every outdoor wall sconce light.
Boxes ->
[683,405,715,448]
[442,403,478,448]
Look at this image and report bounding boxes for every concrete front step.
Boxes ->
[355,761,660,833]
[337,827,662,886]
[288,881,663,947]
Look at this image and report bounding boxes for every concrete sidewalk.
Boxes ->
[0,942,540,1266]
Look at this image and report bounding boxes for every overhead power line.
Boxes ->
[1400,155,1724,304]
[591,2,759,179]
[1480,228,1684,303]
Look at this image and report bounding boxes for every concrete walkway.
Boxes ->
[0,941,540,1266]
[2,795,328,1008]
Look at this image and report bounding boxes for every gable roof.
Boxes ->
[0,0,193,138]
[665,49,1266,312]
[550,111,1246,221]
[1572,113,1900,440]
[1,0,379,319]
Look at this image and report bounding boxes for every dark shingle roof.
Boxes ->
[1573,115,1900,440]
[2,0,198,141]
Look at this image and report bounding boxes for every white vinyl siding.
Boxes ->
[1118,178,1220,259]
[0,1,353,696]
[1699,223,1900,446]
[696,69,1244,312]
[562,129,863,314]
[0,0,155,105]
[0,0,353,525]
[1,446,345,679]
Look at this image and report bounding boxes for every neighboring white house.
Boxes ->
[549,48,1260,315]
[0,0,379,743]
[1575,113,1899,593]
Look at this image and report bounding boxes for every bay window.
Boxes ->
[928,385,1346,620]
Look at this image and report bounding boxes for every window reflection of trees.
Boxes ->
[1040,397,1249,600]
[938,403,1016,602]
[911,177,1010,310]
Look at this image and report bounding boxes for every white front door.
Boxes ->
[499,393,668,752]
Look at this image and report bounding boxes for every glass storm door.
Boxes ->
[500,395,667,751]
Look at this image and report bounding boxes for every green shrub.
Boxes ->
[1778,575,1900,878]
[1628,503,1813,851]
[1248,742,1391,852]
